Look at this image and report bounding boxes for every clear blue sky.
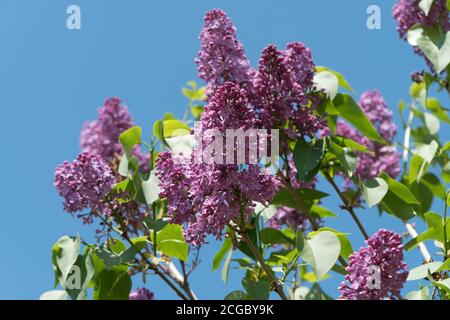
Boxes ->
[0,0,448,299]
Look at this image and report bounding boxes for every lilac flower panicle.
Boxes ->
[129,288,154,300]
[156,83,279,245]
[283,42,316,93]
[339,229,408,300]
[80,97,133,161]
[155,152,194,225]
[54,153,117,216]
[196,9,255,97]
[359,90,397,142]
[80,97,150,171]
[253,44,323,136]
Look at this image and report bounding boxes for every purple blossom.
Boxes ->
[268,207,309,231]
[339,229,408,300]
[54,153,117,216]
[283,42,316,93]
[129,288,154,300]
[80,97,150,172]
[196,9,255,97]
[156,83,279,245]
[359,90,397,143]
[155,152,195,225]
[80,97,133,161]
[253,44,323,136]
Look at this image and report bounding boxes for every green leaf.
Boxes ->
[416,30,450,73]
[271,187,328,209]
[260,228,294,246]
[310,227,353,259]
[141,170,160,205]
[65,250,95,300]
[409,154,429,183]
[95,245,137,270]
[191,105,204,120]
[380,190,416,220]
[221,250,233,284]
[293,138,325,181]
[157,224,188,261]
[419,0,435,15]
[153,119,164,140]
[315,66,354,91]
[304,283,332,300]
[295,228,305,252]
[213,239,232,271]
[162,119,190,138]
[380,172,420,205]
[143,218,168,232]
[406,287,430,300]
[424,112,440,135]
[330,136,369,153]
[327,139,356,177]
[421,172,446,199]
[254,202,277,220]
[93,269,132,300]
[182,82,205,101]
[415,140,439,163]
[300,231,341,279]
[313,71,339,100]
[39,290,68,300]
[224,290,249,300]
[332,93,385,143]
[55,235,81,283]
[309,205,337,219]
[361,178,388,208]
[407,262,443,281]
[426,97,450,124]
[242,279,270,300]
[119,126,142,156]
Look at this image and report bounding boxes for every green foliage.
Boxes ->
[361,178,388,208]
[299,231,341,279]
[93,269,132,300]
[332,93,385,143]
[293,138,325,181]
[157,224,188,261]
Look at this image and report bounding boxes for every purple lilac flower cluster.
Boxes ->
[55,98,150,226]
[80,97,150,171]
[54,153,117,220]
[196,9,255,98]
[339,229,408,300]
[155,10,326,245]
[129,288,155,300]
[196,10,323,138]
[157,83,279,245]
[320,90,400,183]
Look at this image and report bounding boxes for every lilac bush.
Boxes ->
[44,4,450,301]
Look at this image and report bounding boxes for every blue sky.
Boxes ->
[0,0,448,299]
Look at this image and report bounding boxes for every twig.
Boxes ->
[404,222,432,263]
[97,214,190,300]
[241,232,288,300]
[323,171,369,240]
